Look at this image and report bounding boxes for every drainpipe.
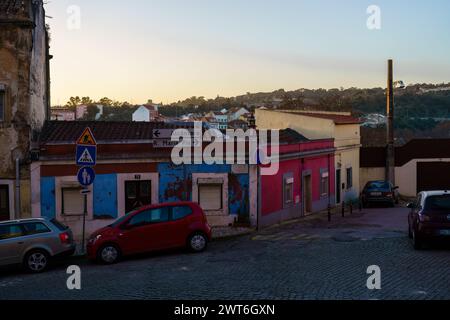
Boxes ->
[15,158,21,219]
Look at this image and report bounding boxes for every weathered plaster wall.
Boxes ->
[29,0,49,130]
[0,0,48,218]
[0,25,33,177]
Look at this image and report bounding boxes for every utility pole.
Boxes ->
[386,59,396,185]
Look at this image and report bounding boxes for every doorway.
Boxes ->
[303,174,312,215]
[336,169,341,204]
[125,180,152,213]
[0,185,10,221]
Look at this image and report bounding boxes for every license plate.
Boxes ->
[439,230,450,236]
[371,192,382,196]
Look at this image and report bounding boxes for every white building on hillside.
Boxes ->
[132,104,159,122]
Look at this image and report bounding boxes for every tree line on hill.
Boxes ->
[60,83,450,138]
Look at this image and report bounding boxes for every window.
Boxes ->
[425,195,450,211]
[346,168,353,189]
[198,184,223,211]
[171,206,193,220]
[0,89,5,122]
[50,219,69,231]
[22,222,51,235]
[284,176,294,205]
[62,187,84,215]
[320,171,329,197]
[128,207,169,227]
[0,224,24,240]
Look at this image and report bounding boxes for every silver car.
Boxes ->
[0,217,76,273]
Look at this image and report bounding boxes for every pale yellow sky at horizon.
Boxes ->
[46,1,450,106]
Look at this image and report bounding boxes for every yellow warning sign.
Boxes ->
[77,127,97,146]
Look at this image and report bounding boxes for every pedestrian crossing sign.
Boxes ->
[77,127,97,146]
[76,145,97,166]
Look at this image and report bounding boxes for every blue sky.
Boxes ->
[45,0,450,105]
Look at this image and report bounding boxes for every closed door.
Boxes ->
[336,170,341,204]
[125,181,152,213]
[0,224,25,265]
[417,162,450,193]
[0,185,10,221]
[119,207,170,254]
[303,175,312,215]
[166,205,194,247]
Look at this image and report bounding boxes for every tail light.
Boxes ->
[59,232,71,244]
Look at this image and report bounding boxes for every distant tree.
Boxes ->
[81,105,100,121]
[81,96,93,105]
[98,97,113,106]
[66,96,81,108]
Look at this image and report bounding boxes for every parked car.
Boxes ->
[0,218,75,273]
[361,181,399,207]
[407,190,450,249]
[87,202,212,264]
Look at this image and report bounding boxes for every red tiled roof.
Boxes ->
[39,121,196,144]
[281,111,361,124]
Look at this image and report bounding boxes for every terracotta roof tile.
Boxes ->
[39,121,197,144]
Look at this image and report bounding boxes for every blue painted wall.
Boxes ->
[157,163,250,217]
[41,177,56,219]
[229,174,249,217]
[93,174,118,219]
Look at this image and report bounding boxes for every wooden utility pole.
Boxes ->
[386,59,396,184]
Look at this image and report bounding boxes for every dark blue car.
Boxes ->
[361,181,399,208]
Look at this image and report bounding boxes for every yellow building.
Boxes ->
[256,110,362,204]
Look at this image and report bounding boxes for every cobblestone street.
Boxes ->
[1,207,450,300]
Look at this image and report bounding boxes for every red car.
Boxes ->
[87,202,212,264]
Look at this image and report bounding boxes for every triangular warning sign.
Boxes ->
[77,148,95,164]
[77,127,97,146]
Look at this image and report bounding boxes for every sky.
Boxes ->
[45,0,450,105]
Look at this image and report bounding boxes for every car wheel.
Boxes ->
[97,244,121,264]
[188,232,208,253]
[412,229,423,250]
[24,249,50,273]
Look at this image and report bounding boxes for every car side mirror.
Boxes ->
[406,203,414,209]
[394,186,399,190]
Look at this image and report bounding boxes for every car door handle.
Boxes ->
[17,242,24,245]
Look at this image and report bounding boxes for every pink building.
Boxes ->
[76,104,88,120]
[259,130,335,227]
[50,107,75,121]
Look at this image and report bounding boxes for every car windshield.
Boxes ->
[109,210,137,228]
[425,195,450,211]
[366,181,390,190]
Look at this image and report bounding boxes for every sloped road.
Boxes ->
[1,206,449,300]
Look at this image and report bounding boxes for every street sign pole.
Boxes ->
[81,192,87,253]
[76,127,97,255]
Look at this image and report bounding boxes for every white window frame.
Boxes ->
[192,173,229,216]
